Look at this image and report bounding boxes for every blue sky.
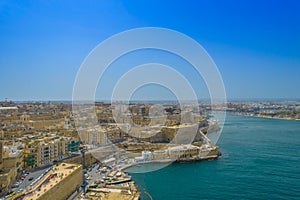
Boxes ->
[0,0,299,101]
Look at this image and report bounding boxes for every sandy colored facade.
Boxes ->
[23,163,82,200]
[2,147,23,178]
[23,136,79,168]
[168,144,200,159]
[0,144,23,194]
[0,167,14,195]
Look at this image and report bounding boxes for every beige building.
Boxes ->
[0,140,3,168]
[25,118,66,130]
[23,141,40,168]
[153,149,169,160]
[0,106,18,117]
[20,113,30,121]
[0,145,23,194]
[79,128,107,145]
[3,146,23,177]
[0,168,14,195]
[168,144,200,160]
[23,136,79,168]
[21,163,82,200]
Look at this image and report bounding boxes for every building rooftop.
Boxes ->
[168,144,199,151]
[0,107,18,110]
[23,163,81,200]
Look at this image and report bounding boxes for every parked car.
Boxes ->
[9,192,16,197]
[17,188,24,193]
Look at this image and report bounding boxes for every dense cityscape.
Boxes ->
[1,99,299,199]
[0,100,223,199]
[1,1,299,199]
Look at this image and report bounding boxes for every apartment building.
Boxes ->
[23,136,79,168]
[78,128,107,146]
[0,144,23,194]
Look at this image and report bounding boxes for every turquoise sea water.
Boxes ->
[129,115,300,200]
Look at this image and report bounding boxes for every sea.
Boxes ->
[128,115,300,200]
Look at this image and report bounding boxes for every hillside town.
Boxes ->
[0,100,221,200]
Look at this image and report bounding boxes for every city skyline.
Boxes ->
[1,0,300,100]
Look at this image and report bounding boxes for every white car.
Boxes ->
[17,188,24,193]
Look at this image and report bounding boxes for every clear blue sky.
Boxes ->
[0,0,299,101]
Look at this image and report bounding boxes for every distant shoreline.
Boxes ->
[230,112,300,121]
[253,115,300,121]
